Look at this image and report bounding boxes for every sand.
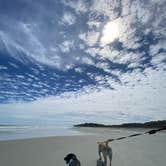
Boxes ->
[0,127,166,166]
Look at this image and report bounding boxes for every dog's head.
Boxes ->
[64,153,77,164]
[97,139,114,146]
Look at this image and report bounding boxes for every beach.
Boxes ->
[0,127,165,166]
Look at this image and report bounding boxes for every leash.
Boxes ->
[106,127,166,143]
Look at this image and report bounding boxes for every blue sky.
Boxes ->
[0,0,166,125]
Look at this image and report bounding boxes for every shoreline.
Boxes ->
[1,125,165,141]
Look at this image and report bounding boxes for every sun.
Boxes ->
[100,20,119,46]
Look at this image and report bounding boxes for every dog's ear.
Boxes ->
[64,155,69,164]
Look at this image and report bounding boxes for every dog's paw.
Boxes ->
[97,159,105,166]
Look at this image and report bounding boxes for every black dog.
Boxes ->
[64,153,81,166]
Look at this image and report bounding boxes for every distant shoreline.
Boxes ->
[74,120,166,128]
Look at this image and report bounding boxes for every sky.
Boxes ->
[0,0,166,126]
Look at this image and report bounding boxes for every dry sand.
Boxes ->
[0,127,165,166]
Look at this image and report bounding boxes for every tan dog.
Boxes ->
[97,140,113,166]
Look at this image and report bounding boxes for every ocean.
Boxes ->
[0,125,82,140]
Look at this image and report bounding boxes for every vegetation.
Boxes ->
[74,120,166,128]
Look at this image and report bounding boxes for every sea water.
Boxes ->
[0,125,82,140]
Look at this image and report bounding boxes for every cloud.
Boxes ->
[0,68,166,125]
[60,12,76,26]
[79,31,100,46]
[59,40,75,53]
[90,0,121,18]
[0,65,8,70]
[0,0,166,105]
[151,52,166,65]
[62,0,88,15]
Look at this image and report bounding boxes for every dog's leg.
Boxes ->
[108,148,112,166]
[109,155,112,166]
[98,150,102,160]
[103,154,107,166]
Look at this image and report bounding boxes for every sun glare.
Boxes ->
[100,20,119,46]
